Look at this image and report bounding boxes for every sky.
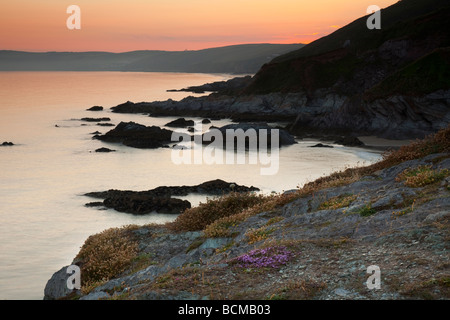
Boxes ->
[0,0,399,52]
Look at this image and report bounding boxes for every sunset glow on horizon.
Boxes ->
[0,0,399,52]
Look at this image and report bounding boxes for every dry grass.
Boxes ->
[74,225,140,293]
[396,165,449,188]
[268,279,327,300]
[167,192,267,232]
[318,193,357,210]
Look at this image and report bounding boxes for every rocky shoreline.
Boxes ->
[108,87,450,141]
[44,128,450,300]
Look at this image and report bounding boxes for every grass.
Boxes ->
[400,276,450,300]
[168,192,267,232]
[358,204,377,217]
[396,165,449,188]
[245,226,275,244]
[268,279,327,300]
[318,193,357,210]
[74,225,140,293]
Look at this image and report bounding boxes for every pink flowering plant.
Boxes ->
[228,246,294,269]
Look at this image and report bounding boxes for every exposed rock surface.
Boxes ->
[1,141,14,146]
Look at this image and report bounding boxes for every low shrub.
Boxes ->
[168,192,267,232]
[74,225,139,292]
[318,193,357,210]
[396,165,449,188]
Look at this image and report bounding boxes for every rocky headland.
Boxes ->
[108,0,450,141]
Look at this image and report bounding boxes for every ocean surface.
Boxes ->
[0,71,382,299]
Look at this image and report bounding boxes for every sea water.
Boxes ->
[0,71,382,299]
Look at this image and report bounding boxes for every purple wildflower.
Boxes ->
[229,246,294,269]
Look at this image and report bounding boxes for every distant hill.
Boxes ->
[0,43,304,74]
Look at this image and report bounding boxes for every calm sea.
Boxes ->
[0,71,382,299]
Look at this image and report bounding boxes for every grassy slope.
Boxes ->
[365,47,450,99]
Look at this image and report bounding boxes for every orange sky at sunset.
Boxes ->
[0,0,399,52]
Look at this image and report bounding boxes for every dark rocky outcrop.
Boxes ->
[164,118,195,128]
[86,106,103,111]
[96,123,115,127]
[93,121,176,149]
[80,117,111,122]
[310,143,333,148]
[167,76,253,95]
[204,123,296,149]
[333,136,365,147]
[1,141,14,146]
[84,179,259,215]
[95,147,116,153]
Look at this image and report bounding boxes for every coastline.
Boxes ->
[44,127,450,300]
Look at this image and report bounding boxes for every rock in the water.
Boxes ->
[334,136,365,147]
[86,106,104,111]
[206,123,296,148]
[310,143,334,148]
[80,117,111,122]
[1,141,14,146]
[165,118,195,128]
[94,121,176,149]
[103,195,191,215]
[85,202,105,207]
[96,123,115,127]
[95,147,116,153]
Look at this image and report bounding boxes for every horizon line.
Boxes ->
[0,42,306,54]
